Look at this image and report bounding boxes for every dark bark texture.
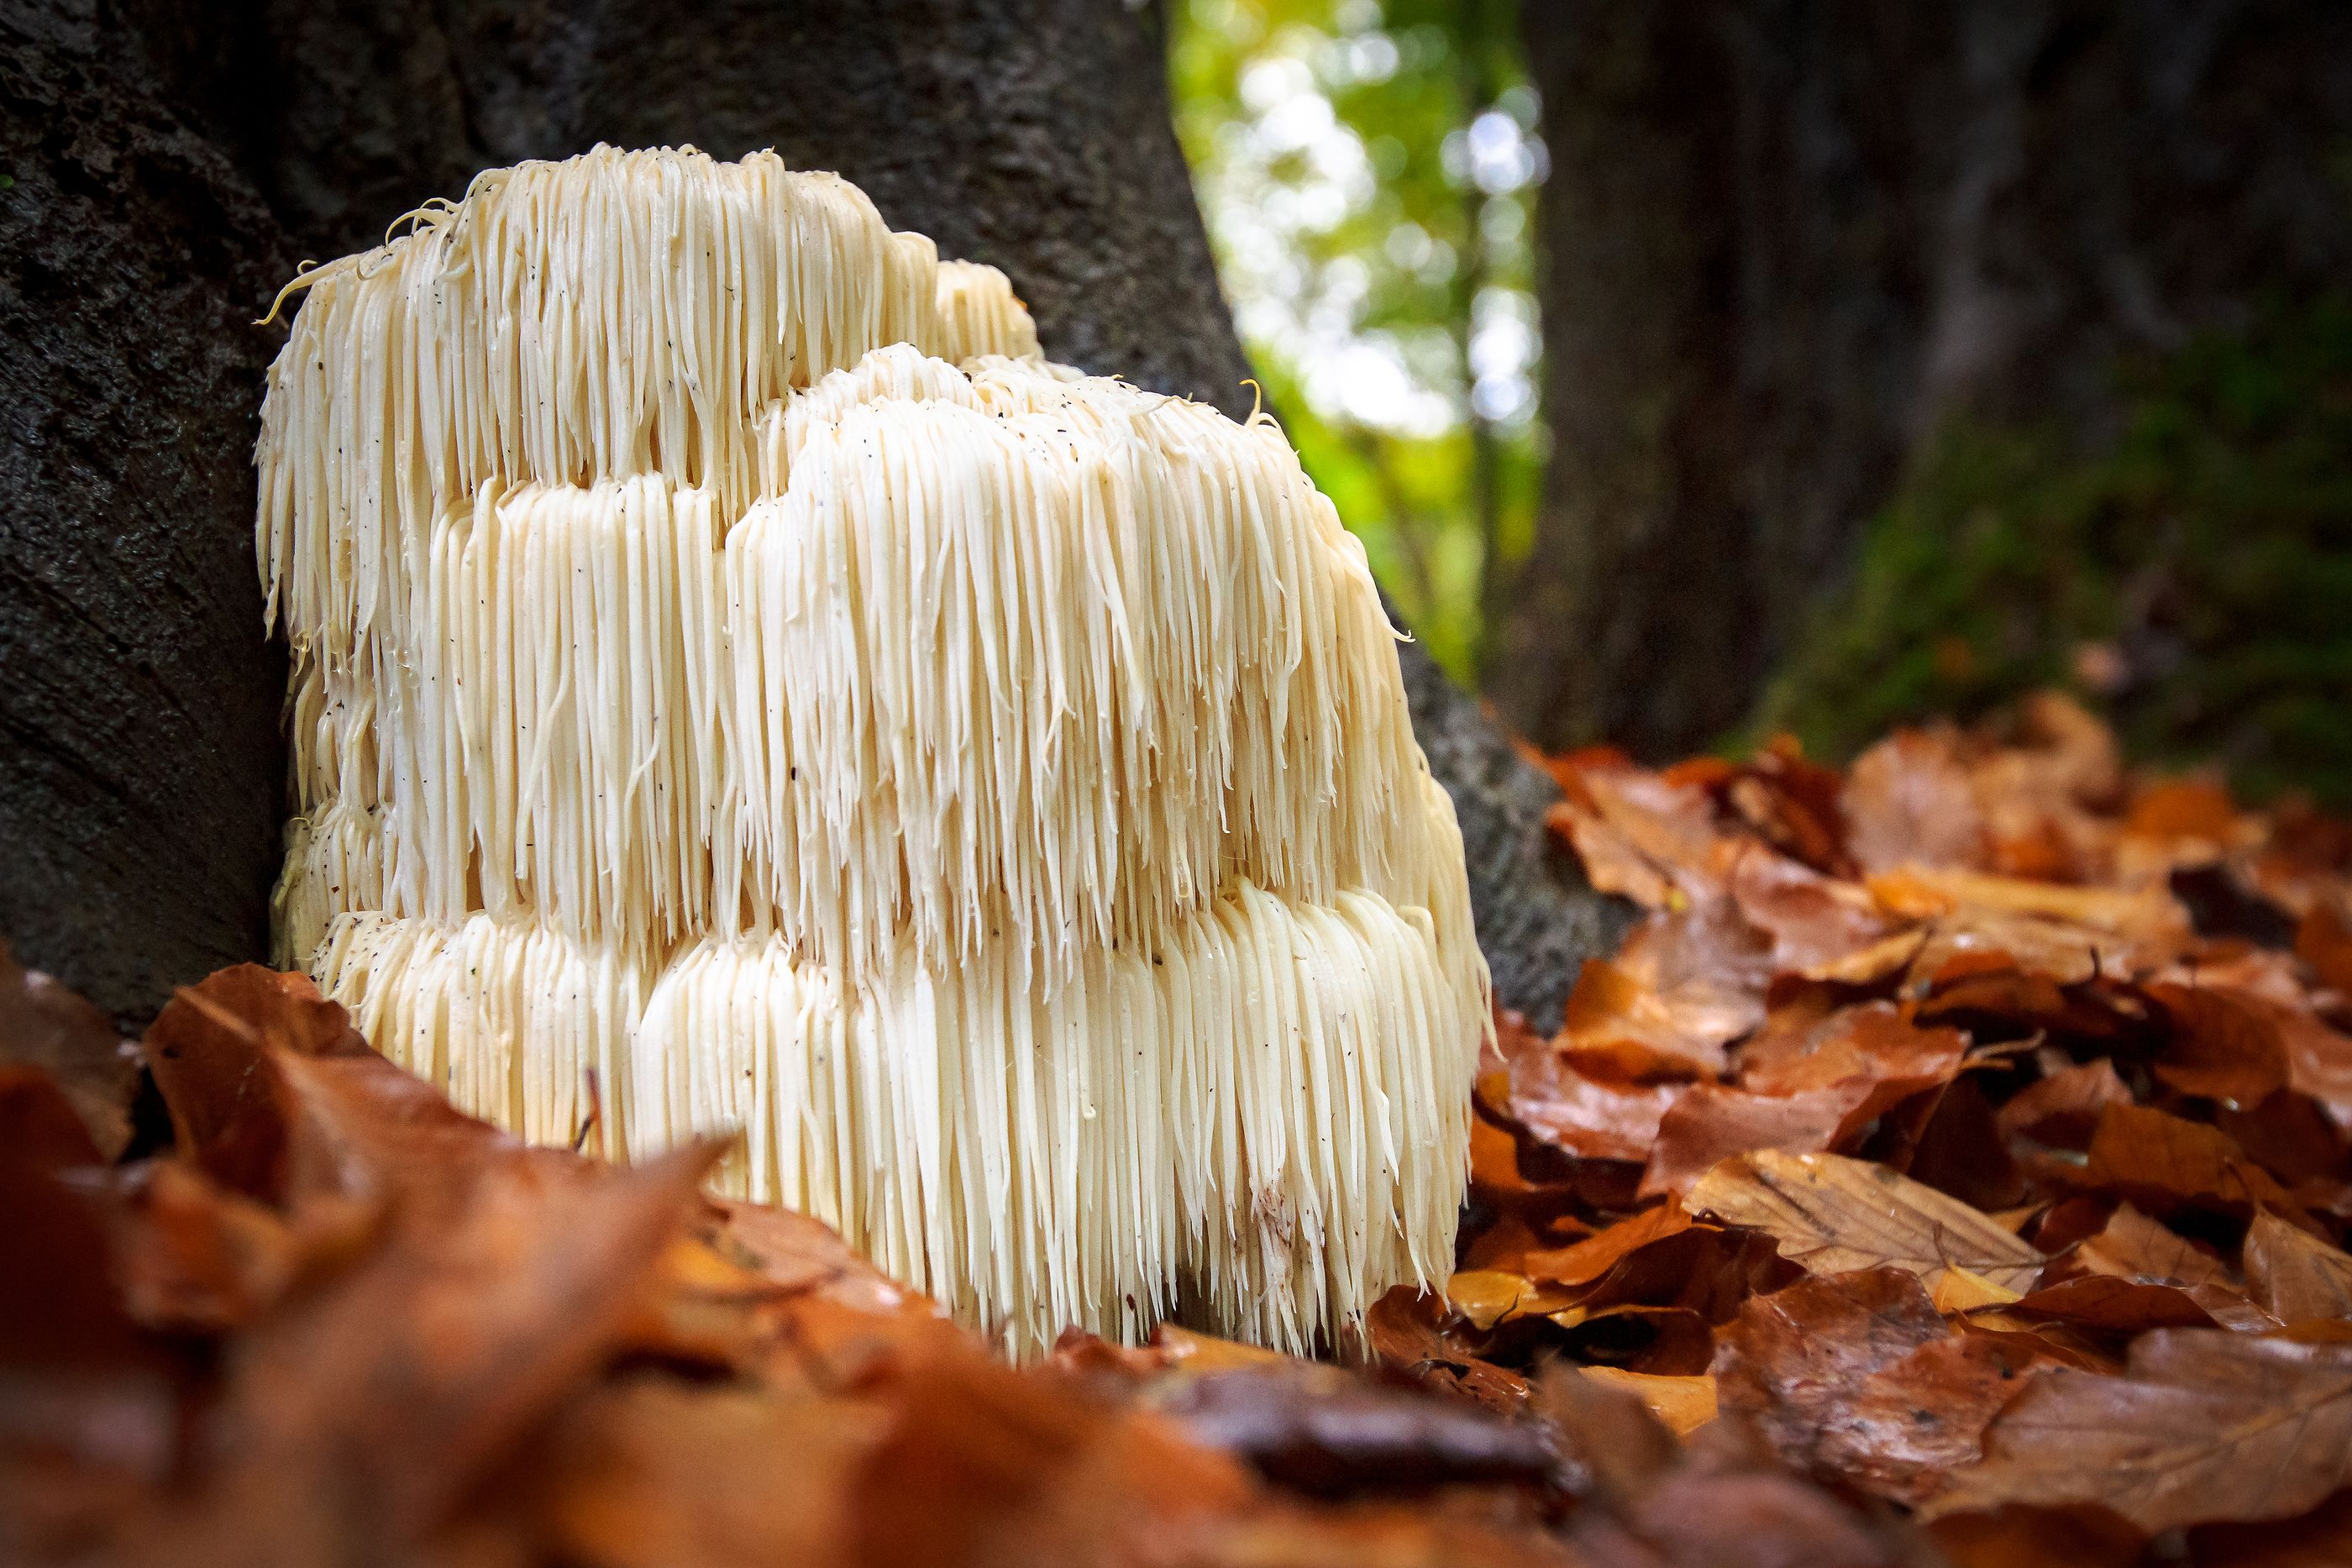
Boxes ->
[1491,0,2352,758]
[0,1,290,1021]
[148,0,1259,418]
[3,0,1622,1026]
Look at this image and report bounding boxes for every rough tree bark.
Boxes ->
[1491,0,2352,758]
[3,0,1625,1028]
[0,1,290,1021]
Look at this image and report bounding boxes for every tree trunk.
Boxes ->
[1494,0,2352,758]
[0,0,291,1021]
[3,0,1626,1027]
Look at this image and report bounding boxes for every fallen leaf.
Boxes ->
[1715,1266,2051,1503]
[1575,1366,1717,1436]
[1737,1001,1967,1099]
[1558,905,1770,1078]
[533,1377,877,1568]
[1363,1288,1530,1417]
[1688,1149,2044,1293]
[1520,1202,1693,1288]
[139,965,372,1203]
[2125,779,2243,846]
[1505,1045,1681,1164]
[1872,865,2190,946]
[1549,766,1729,910]
[1610,1466,1928,1568]
[2299,899,2352,994]
[845,1340,1256,1566]
[1930,1331,2352,1534]
[1152,1366,1554,1498]
[2244,1212,2352,1324]
[1638,1084,1863,1199]
[2080,1102,2308,1224]
[1727,847,1892,971]
[2065,1201,2235,1289]
[1844,727,1990,874]
[2008,1275,2235,1334]
[0,1064,105,1172]
[1996,1058,2134,1148]
[1546,1303,1715,1374]
[2150,983,2292,1105]
[0,941,139,1158]
[1443,1270,1572,1331]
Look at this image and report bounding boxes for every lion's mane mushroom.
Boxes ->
[260,145,1489,1355]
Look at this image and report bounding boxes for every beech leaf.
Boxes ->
[1688,1149,2044,1293]
[1931,1332,2352,1534]
[2243,1212,2352,1325]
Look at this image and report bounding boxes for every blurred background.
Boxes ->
[1168,0,2352,805]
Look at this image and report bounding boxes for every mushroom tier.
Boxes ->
[260,146,1488,1356]
[316,868,1476,1356]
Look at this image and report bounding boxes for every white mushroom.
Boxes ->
[260,144,1488,1356]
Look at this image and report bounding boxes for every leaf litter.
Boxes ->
[6,692,2352,1565]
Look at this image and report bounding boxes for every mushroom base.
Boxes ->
[312,880,1483,1357]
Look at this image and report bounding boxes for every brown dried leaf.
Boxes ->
[1638,1083,1856,1198]
[2150,983,2292,1105]
[1547,766,1726,915]
[2008,1275,2234,1334]
[2244,1212,2352,1324]
[1738,1001,1967,1100]
[140,965,372,1203]
[186,1142,720,1550]
[1575,1366,1718,1437]
[0,1064,105,1172]
[2066,1202,2230,1284]
[844,1341,1257,1566]
[1689,1149,2044,1293]
[1727,848,1893,972]
[1364,1287,1530,1418]
[1927,1503,2149,1568]
[1152,1366,1554,1497]
[1844,727,1990,874]
[1995,1059,2134,1149]
[0,943,139,1160]
[1505,1045,1681,1164]
[1714,1267,1949,1499]
[2299,899,2352,994]
[1520,1202,1694,1288]
[2081,1102,2308,1223]
[1558,905,1771,1079]
[1930,1331,2352,1534]
[1872,865,2190,946]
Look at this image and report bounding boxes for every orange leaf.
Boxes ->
[1520,1203,1693,1288]
[1575,1366,1718,1436]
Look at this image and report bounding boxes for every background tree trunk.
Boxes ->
[1492,0,2352,758]
[3,0,1625,1027]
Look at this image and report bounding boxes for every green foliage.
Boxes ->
[1168,0,1541,680]
[1760,297,2352,805]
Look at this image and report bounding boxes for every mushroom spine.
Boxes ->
[260,144,1489,1356]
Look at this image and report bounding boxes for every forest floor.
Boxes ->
[7,692,2352,1567]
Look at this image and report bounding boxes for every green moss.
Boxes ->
[1757,296,2352,805]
